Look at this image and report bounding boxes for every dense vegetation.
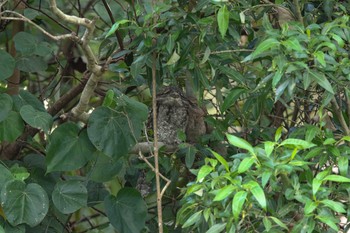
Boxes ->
[0,0,350,232]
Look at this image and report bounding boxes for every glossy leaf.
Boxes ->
[104,188,147,233]
[226,133,255,155]
[197,165,213,182]
[338,156,348,176]
[182,210,202,228]
[206,223,226,233]
[210,150,229,172]
[320,199,346,213]
[20,105,53,133]
[52,180,88,214]
[280,138,316,149]
[217,5,229,38]
[323,174,350,182]
[0,50,15,81]
[245,181,266,210]
[282,37,304,52]
[46,123,95,172]
[232,190,247,221]
[269,216,288,230]
[238,157,255,173]
[213,185,235,201]
[105,19,130,38]
[243,38,280,61]
[1,180,48,227]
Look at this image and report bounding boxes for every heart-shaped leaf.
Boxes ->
[1,180,48,227]
[46,123,95,172]
[104,188,147,233]
[0,50,15,81]
[20,105,53,133]
[0,111,24,142]
[52,180,87,214]
[0,94,13,122]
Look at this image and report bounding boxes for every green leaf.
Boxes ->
[217,5,229,38]
[261,171,271,188]
[52,180,88,214]
[166,50,180,65]
[1,180,48,227]
[282,37,304,52]
[317,216,338,231]
[323,174,350,182]
[16,56,48,72]
[200,46,211,65]
[15,90,46,112]
[269,216,289,230]
[197,165,213,182]
[232,190,247,221]
[102,89,115,107]
[88,152,123,182]
[308,70,334,94]
[105,19,130,38]
[272,69,283,88]
[320,199,346,213]
[0,93,13,122]
[314,51,326,67]
[185,145,197,168]
[46,123,95,172]
[264,141,275,157]
[88,92,148,159]
[275,126,283,142]
[213,185,235,201]
[304,199,318,215]
[338,156,348,176]
[104,188,147,233]
[0,50,15,81]
[312,178,322,196]
[226,133,255,155]
[210,150,229,172]
[0,164,14,188]
[243,38,280,62]
[245,181,266,210]
[220,88,245,112]
[280,138,316,149]
[263,217,272,231]
[238,157,255,173]
[182,210,202,228]
[206,223,226,233]
[10,164,30,181]
[20,105,53,133]
[0,111,24,142]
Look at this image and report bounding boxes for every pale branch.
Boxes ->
[49,0,92,27]
[0,11,75,41]
[331,98,350,135]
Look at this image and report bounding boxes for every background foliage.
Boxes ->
[0,0,350,232]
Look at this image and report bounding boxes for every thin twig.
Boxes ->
[331,98,350,135]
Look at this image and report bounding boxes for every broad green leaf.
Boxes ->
[272,69,283,88]
[304,199,318,215]
[88,92,148,159]
[308,70,334,94]
[197,165,213,182]
[305,126,319,142]
[15,90,46,112]
[280,138,316,149]
[182,210,202,228]
[338,156,348,176]
[0,225,3,233]
[261,171,271,188]
[245,181,266,210]
[10,164,29,181]
[0,164,14,188]
[46,123,95,172]
[102,89,115,107]
[264,141,275,157]
[317,216,338,231]
[0,111,24,142]
[104,188,147,233]
[238,157,255,173]
[20,105,53,133]
[282,37,304,52]
[305,147,323,160]
[87,152,123,182]
[269,216,288,230]
[0,50,15,81]
[210,150,229,172]
[320,199,346,213]
[0,93,13,122]
[323,174,350,182]
[1,180,48,227]
[105,19,130,38]
[226,133,255,155]
[217,5,229,38]
[52,180,87,214]
[16,56,48,72]
[206,223,226,233]
[220,88,245,112]
[166,50,180,65]
[213,185,235,201]
[13,32,37,55]
[232,190,247,221]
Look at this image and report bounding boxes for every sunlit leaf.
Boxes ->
[217,5,229,38]
[238,157,255,173]
[226,133,255,155]
[232,190,247,221]
[213,185,235,201]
